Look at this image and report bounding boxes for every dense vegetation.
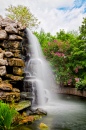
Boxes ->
[34,18,86,90]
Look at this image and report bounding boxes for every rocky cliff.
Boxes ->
[0,16,27,102]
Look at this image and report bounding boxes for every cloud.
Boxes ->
[0,0,86,34]
[36,6,85,34]
[35,0,74,8]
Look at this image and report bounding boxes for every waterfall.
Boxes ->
[24,29,57,106]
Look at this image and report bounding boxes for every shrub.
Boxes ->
[0,101,17,130]
[75,79,86,90]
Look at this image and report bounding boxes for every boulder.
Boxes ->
[0,53,4,59]
[13,67,24,76]
[0,40,7,49]
[7,41,21,49]
[0,82,12,91]
[39,123,48,128]
[5,25,18,34]
[8,58,25,66]
[6,74,24,81]
[13,100,31,111]
[20,92,34,100]
[0,48,4,53]
[0,30,7,40]
[0,77,2,82]
[4,51,14,57]
[1,17,17,28]
[0,59,8,65]
[12,88,20,93]
[1,41,21,50]
[18,30,25,37]
[29,108,47,115]
[17,22,26,31]
[10,50,21,58]
[1,17,25,31]
[0,66,6,76]
[9,34,22,40]
[0,91,20,102]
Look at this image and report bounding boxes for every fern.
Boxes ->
[0,101,17,130]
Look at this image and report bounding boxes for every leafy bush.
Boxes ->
[0,101,17,130]
[34,18,86,90]
[75,79,86,90]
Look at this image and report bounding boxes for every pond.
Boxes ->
[13,94,86,130]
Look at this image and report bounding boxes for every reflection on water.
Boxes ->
[13,94,86,130]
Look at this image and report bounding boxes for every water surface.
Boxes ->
[14,94,86,130]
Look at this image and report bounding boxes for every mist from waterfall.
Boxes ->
[24,28,57,106]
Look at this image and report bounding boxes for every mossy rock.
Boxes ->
[12,100,31,111]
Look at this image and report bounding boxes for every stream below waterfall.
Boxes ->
[13,94,86,130]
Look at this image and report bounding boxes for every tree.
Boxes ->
[6,5,40,29]
[74,17,86,90]
[79,17,86,40]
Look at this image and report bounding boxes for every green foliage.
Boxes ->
[6,5,40,29]
[75,79,86,90]
[34,18,86,90]
[0,101,17,130]
[79,17,86,40]
[34,30,55,50]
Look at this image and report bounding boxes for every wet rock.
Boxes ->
[0,40,7,49]
[0,52,4,59]
[13,67,24,76]
[20,92,34,100]
[18,30,25,37]
[5,25,18,34]
[12,88,20,93]
[9,41,21,49]
[4,51,14,57]
[8,58,25,66]
[19,115,34,124]
[13,100,31,111]
[2,41,21,50]
[10,50,21,58]
[1,18,10,27]
[0,59,8,65]
[39,123,48,128]
[0,82,12,91]
[0,30,7,40]
[9,34,22,40]
[0,77,2,83]
[0,91,20,102]
[17,22,26,31]
[1,17,17,28]
[2,40,21,56]
[0,66,6,76]
[5,74,24,81]
[0,48,4,53]
[29,108,47,115]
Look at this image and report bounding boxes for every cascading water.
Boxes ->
[24,29,57,106]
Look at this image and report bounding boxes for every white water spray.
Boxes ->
[24,29,57,106]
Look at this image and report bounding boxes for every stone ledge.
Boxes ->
[13,100,31,111]
[57,87,86,97]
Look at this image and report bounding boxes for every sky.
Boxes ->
[0,0,86,34]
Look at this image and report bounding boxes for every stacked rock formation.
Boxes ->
[0,16,26,102]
